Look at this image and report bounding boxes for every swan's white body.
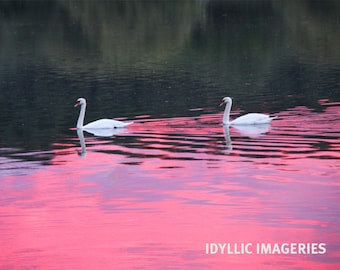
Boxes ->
[75,98,133,129]
[221,97,276,125]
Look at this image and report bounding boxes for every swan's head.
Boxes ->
[74,98,86,107]
[220,97,232,106]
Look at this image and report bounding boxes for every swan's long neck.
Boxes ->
[77,103,86,128]
[223,100,232,125]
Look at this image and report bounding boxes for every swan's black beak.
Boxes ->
[74,101,80,107]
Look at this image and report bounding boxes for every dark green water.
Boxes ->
[0,0,339,151]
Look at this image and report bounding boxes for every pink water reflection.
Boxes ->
[1,104,340,269]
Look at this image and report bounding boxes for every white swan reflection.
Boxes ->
[76,129,87,157]
[223,125,233,150]
[223,123,271,150]
[232,123,271,137]
[76,127,129,157]
[83,127,127,137]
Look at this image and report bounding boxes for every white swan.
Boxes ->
[74,98,133,129]
[220,97,277,125]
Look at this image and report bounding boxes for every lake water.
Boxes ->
[0,1,340,269]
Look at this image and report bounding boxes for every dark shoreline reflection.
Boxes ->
[0,1,339,152]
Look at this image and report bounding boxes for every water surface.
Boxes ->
[0,1,340,269]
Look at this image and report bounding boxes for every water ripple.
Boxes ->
[62,103,340,172]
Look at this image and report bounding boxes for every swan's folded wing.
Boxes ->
[83,119,133,129]
[231,113,274,125]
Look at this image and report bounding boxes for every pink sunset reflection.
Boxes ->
[1,103,339,269]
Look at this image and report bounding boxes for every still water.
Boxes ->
[1,1,340,269]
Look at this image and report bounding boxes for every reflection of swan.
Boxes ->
[83,127,127,137]
[223,123,270,150]
[76,129,87,157]
[232,124,271,137]
[75,98,133,129]
[223,125,232,150]
[76,126,127,158]
[220,97,277,125]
